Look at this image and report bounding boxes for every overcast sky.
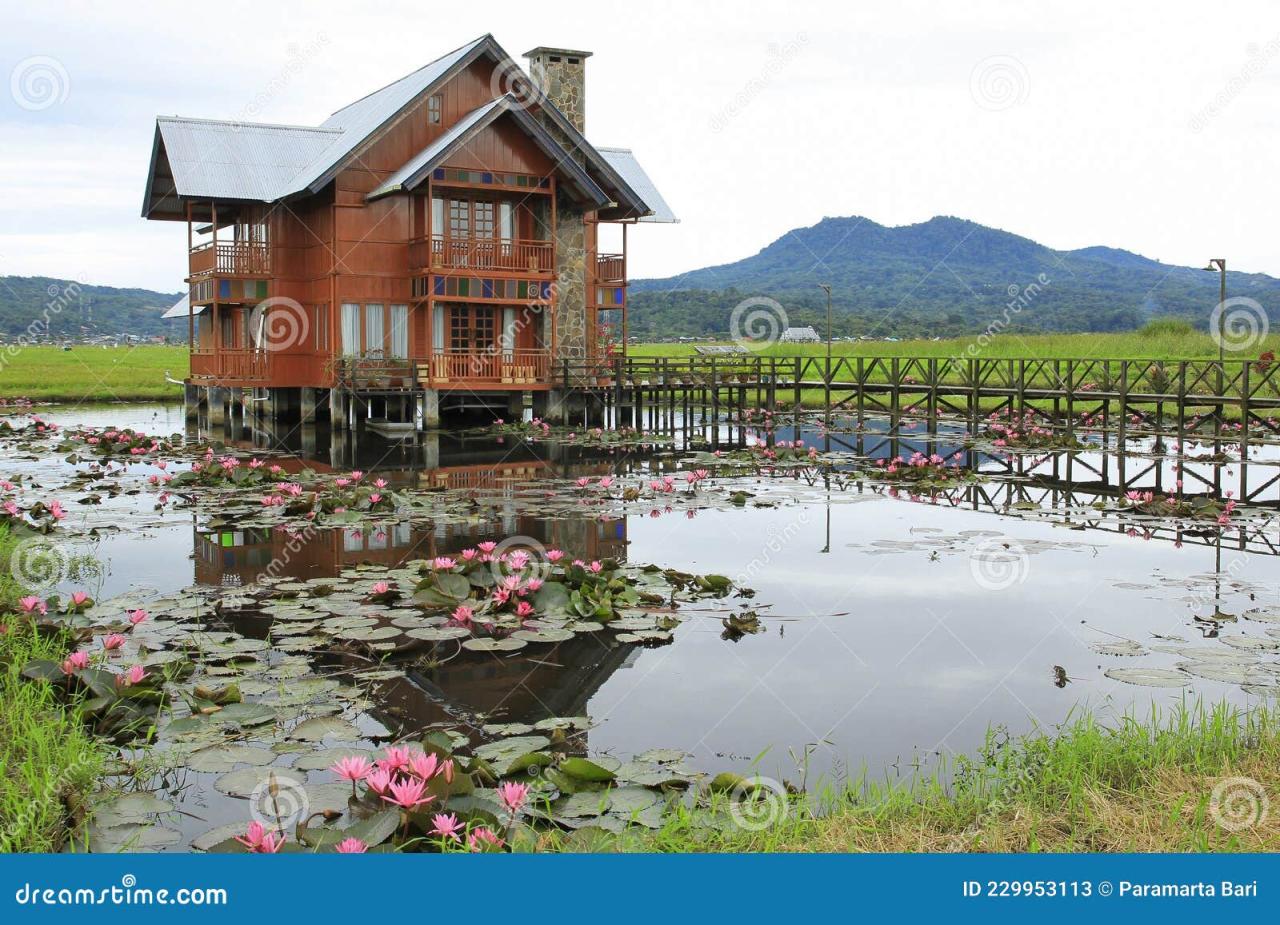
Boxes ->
[2,0,1278,292]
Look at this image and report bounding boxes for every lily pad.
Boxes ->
[1104,667,1192,688]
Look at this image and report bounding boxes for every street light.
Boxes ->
[818,284,833,430]
[1205,258,1226,363]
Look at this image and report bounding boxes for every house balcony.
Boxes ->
[189,242,271,278]
[591,252,627,310]
[336,349,553,392]
[410,236,554,275]
[190,349,270,382]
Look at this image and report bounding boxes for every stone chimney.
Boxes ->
[523,46,591,133]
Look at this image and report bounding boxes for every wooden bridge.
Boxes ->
[564,355,1280,444]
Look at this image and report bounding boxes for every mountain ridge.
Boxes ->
[628,215,1280,338]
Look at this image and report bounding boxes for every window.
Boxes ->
[448,305,495,351]
[364,303,385,357]
[428,94,442,124]
[314,303,329,351]
[340,303,360,356]
[474,201,495,239]
[389,304,408,359]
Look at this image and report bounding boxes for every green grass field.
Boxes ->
[630,329,1280,361]
[0,345,187,402]
[0,328,1272,405]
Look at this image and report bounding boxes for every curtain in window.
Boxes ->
[389,304,408,359]
[433,305,445,354]
[501,307,517,360]
[364,304,385,357]
[340,303,360,356]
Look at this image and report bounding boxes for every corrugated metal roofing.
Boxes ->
[161,294,205,319]
[144,34,672,224]
[596,148,677,223]
[155,118,340,202]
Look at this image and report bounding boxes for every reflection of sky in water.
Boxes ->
[13,403,1280,788]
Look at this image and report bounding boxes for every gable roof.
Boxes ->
[142,33,666,222]
[367,96,611,206]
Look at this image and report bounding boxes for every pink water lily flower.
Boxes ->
[433,556,457,571]
[335,837,367,853]
[468,827,504,852]
[117,664,147,687]
[431,812,463,841]
[371,581,391,596]
[382,775,434,810]
[235,821,285,853]
[102,633,126,651]
[364,767,393,795]
[127,609,149,626]
[331,755,373,782]
[19,596,47,615]
[515,601,535,618]
[407,751,441,781]
[451,605,473,624]
[477,541,497,554]
[545,549,565,562]
[60,651,90,675]
[70,591,90,606]
[498,780,529,813]
[378,746,412,773]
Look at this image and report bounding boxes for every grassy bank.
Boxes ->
[620,701,1279,853]
[631,329,1280,361]
[0,345,186,402]
[0,526,108,852]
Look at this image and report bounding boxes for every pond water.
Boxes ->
[7,401,1280,851]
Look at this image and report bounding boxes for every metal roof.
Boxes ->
[151,118,340,206]
[161,294,205,319]
[143,34,672,224]
[596,148,677,223]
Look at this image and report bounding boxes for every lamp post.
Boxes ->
[1205,258,1226,364]
[819,284,833,430]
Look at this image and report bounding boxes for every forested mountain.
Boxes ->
[627,216,1280,339]
[0,277,181,339]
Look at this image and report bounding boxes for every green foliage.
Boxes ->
[0,276,181,339]
[1140,317,1196,337]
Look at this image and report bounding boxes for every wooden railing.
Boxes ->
[595,253,625,283]
[336,349,552,389]
[410,236,554,273]
[190,349,270,381]
[419,349,551,387]
[189,242,271,278]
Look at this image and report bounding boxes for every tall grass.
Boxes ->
[563,700,1280,853]
[0,526,106,852]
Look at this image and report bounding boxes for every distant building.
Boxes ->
[780,326,821,343]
